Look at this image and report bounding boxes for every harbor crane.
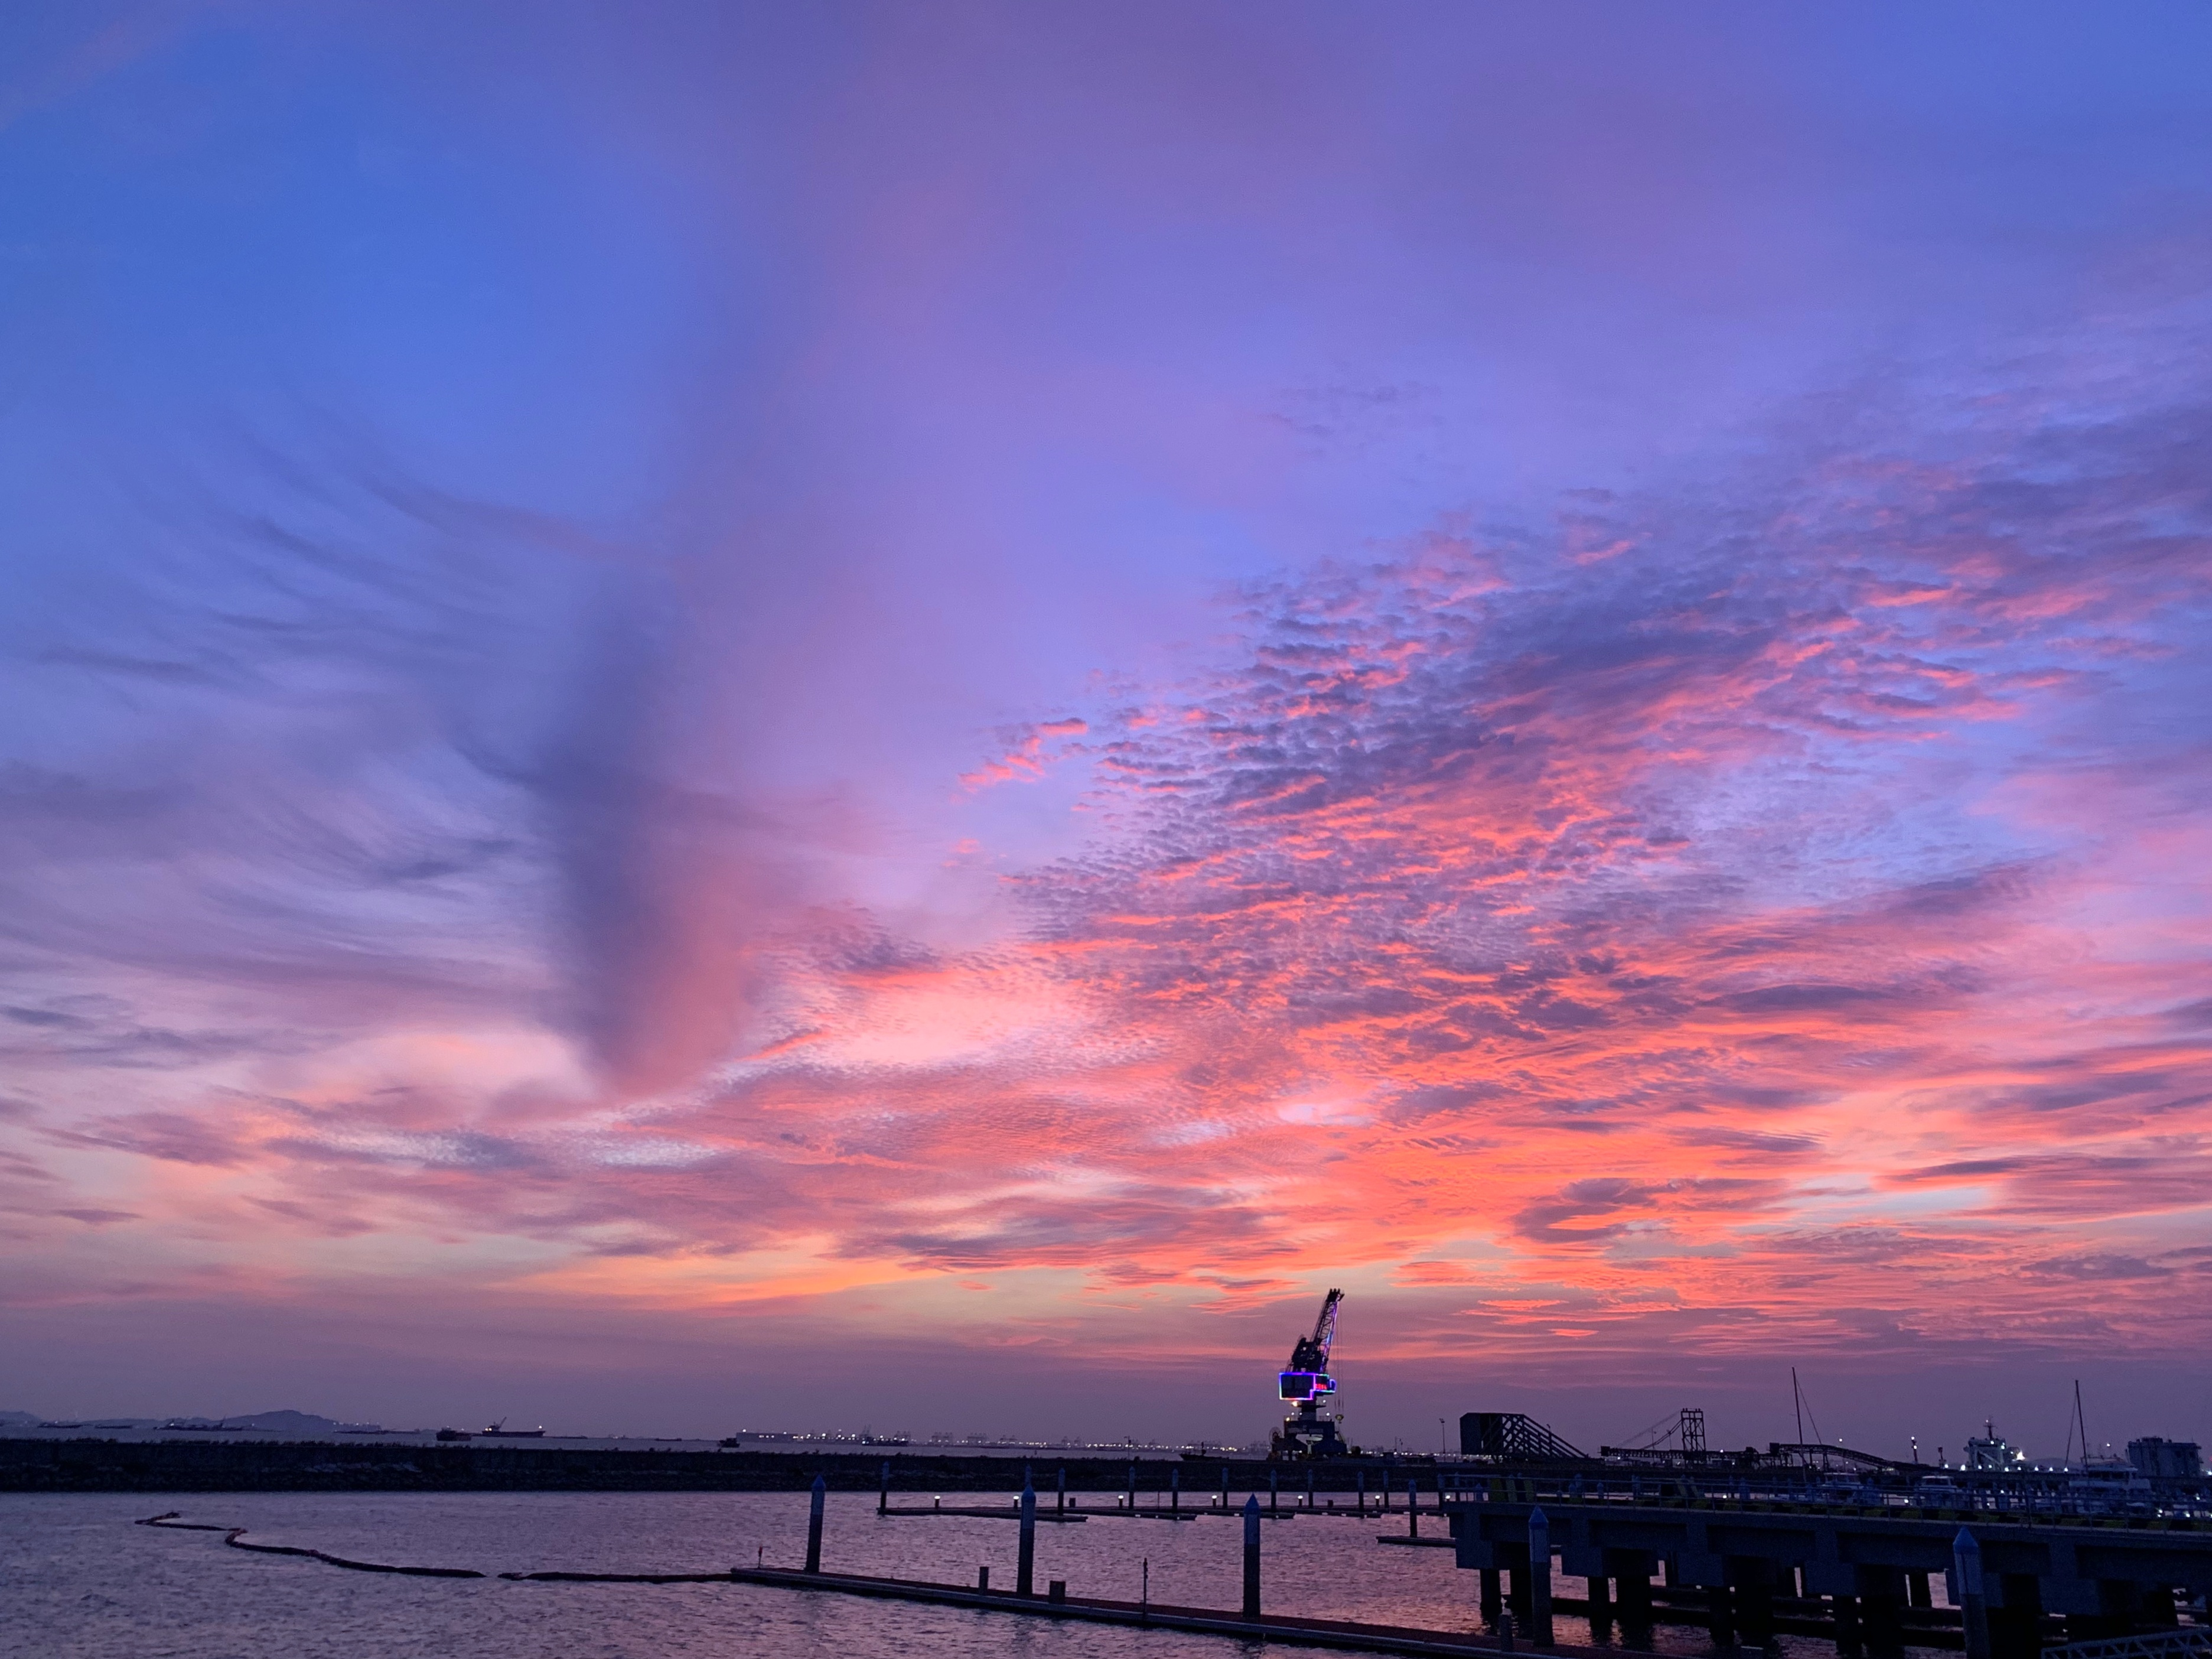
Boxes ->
[1272,1288,1348,1459]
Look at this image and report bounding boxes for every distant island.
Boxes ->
[1,1408,389,1434]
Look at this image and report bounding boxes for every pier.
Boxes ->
[134,1465,2212,1659]
[1447,1487,2212,1657]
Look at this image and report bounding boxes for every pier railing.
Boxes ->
[2040,1630,2212,1659]
[1439,1471,2212,1523]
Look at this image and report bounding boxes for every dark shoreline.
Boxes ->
[1,1439,1419,1495]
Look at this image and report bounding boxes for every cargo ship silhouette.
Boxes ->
[436,1419,546,1442]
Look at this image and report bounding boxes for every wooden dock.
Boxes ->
[725,1562,1606,1658]
[879,1502,1092,1522]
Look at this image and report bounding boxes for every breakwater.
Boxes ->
[133,1506,1550,1659]
[1,1438,1429,1495]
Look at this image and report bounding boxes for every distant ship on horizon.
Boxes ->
[439,1419,546,1440]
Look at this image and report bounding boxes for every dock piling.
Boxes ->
[804,1475,825,1574]
[1709,1581,1738,1651]
[1270,1466,1279,1515]
[1017,1478,1036,1596]
[1833,1592,1863,1658]
[1739,1561,1777,1651]
[1171,1465,1180,1514]
[1954,1528,1991,1659]
[1617,1561,1653,1636]
[1408,1478,1419,1539]
[1242,1494,1262,1618]
[1527,1505,1553,1647]
[878,1460,889,1515]
[1057,1465,1066,1514]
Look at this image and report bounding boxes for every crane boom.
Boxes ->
[1273,1287,1347,1458]
[1288,1287,1343,1372]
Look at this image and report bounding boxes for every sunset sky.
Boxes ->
[5,2,2211,1455]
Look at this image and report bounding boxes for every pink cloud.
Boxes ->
[958,718,1090,790]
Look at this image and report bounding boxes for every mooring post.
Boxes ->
[1128,1460,1138,1512]
[1356,1468,1366,1516]
[1170,1463,1180,1514]
[1242,1494,1262,1619]
[1408,1478,1420,1537]
[1527,1505,1553,1647]
[1057,1465,1067,1513]
[1306,1466,1315,1509]
[1017,1478,1037,1597]
[1269,1465,1279,1515]
[804,1474,826,1573]
[1954,1528,1991,1659]
[878,1460,890,1516]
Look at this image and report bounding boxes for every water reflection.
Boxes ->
[2,1490,1933,1659]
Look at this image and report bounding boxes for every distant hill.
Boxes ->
[0,1407,389,1433]
[226,1410,353,1432]
[209,1410,388,1432]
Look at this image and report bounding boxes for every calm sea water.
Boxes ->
[1,1489,1836,1658]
